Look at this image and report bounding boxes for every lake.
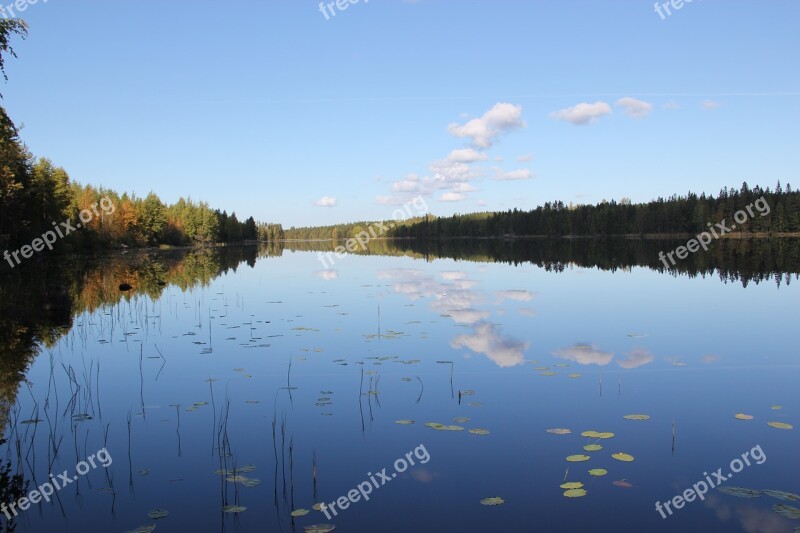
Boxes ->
[1,239,798,532]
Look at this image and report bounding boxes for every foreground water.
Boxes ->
[1,241,798,532]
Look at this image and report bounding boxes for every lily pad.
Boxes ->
[304,526,336,533]
[124,526,156,533]
[596,432,615,439]
[581,431,601,438]
[763,490,800,502]
[566,455,591,462]
[771,405,783,410]
[568,373,582,379]
[469,428,490,436]
[767,422,793,430]
[291,509,310,517]
[717,486,762,498]
[773,504,800,519]
[623,414,650,421]
[612,453,634,462]
[147,510,169,520]
[222,505,247,513]
[546,428,572,435]
[480,497,505,506]
[584,444,603,452]
[735,414,754,420]
[563,488,587,498]
[395,420,415,425]
[454,417,471,423]
[560,482,584,489]
[588,469,608,477]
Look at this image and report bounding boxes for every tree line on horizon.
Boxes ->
[388,182,800,239]
[284,182,799,241]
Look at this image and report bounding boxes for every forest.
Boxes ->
[286,183,800,241]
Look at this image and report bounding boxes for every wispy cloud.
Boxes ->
[494,168,534,181]
[617,348,655,369]
[553,343,614,366]
[702,100,722,109]
[550,101,612,125]
[314,196,337,207]
[616,97,653,118]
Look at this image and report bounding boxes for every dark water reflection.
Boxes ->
[0,240,797,532]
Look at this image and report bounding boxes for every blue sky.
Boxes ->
[3,0,799,227]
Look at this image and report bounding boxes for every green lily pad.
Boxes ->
[768,422,793,430]
[124,526,156,533]
[764,490,800,502]
[623,414,650,421]
[147,509,169,519]
[222,505,247,513]
[546,428,571,435]
[560,482,584,489]
[395,420,415,425]
[304,526,336,533]
[584,444,603,452]
[469,428,490,436]
[773,504,800,519]
[612,453,634,462]
[735,413,754,420]
[563,488,587,498]
[717,486,762,498]
[480,497,505,506]
[291,509,310,517]
[588,469,608,477]
[566,455,591,462]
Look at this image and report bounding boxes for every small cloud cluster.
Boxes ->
[550,96,655,125]
[314,196,337,207]
[378,103,533,205]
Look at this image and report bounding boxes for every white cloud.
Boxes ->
[496,290,536,302]
[314,196,337,207]
[451,322,528,368]
[616,97,653,119]
[446,148,488,164]
[494,168,534,181]
[617,348,655,369]
[440,192,467,202]
[448,103,526,148]
[316,270,339,280]
[550,101,612,126]
[553,343,614,366]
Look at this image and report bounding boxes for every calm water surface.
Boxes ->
[1,241,799,532]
